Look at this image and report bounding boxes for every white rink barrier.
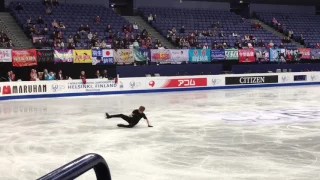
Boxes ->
[0,72,320,100]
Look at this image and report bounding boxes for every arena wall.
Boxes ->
[249,4,316,14]
[0,72,320,100]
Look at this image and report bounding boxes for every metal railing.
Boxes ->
[37,153,112,180]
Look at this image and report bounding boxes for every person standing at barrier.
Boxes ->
[106,106,153,128]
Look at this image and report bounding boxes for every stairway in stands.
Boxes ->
[123,16,175,49]
[250,19,303,48]
[0,12,33,48]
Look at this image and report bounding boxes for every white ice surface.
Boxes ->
[0,86,320,180]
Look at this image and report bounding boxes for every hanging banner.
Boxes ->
[0,49,12,62]
[73,50,92,63]
[285,49,299,61]
[101,49,115,64]
[37,50,53,62]
[114,49,134,64]
[298,48,311,59]
[225,49,238,60]
[254,48,269,62]
[12,49,37,67]
[188,49,211,63]
[238,48,255,63]
[170,49,188,64]
[92,49,102,65]
[210,49,225,60]
[270,48,286,62]
[133,48,151,62]
[54,49,73,63]
[311,49,320,60]
[151,49,171,64]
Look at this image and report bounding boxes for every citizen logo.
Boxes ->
[239,77,265,84]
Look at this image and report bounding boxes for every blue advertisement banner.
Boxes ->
[211,49,225,60]
[133,48,151,62]
[311,49,320,60]
[270,48,286,62]
[188,49,211,63]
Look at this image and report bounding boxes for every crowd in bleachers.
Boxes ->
[256,12,320,48]
[11,1,167,50]
[139,7,298,50]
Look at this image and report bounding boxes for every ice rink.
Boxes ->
[0,86,320,180]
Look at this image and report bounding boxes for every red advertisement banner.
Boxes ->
[238,48,255,63]
[12,49,37,67]
[161,78,207,88]
[298,48,311,59]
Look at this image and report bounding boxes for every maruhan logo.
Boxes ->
[239,77,265,84]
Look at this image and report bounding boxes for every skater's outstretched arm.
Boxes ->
[146,118,153,127]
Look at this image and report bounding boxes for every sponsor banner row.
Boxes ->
[1,72,320,98]
[1,48,319,66]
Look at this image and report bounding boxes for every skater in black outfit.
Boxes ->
[106,106,153,128]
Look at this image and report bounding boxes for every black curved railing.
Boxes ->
[37,153,112,180]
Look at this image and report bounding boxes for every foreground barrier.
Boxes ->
[1,72,320,100]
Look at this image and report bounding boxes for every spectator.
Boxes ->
[299,34,305,45]
[84,24,90,32]
[57,31,63,39]
[234,39,241,48]
[249,34,255,40]
[53,0,59,6]
[78,24,85,32]
[279,43,285,48]
[207,30,213,37]
[15,3,23,11]
[94,16,101,23]
[122,24,127,33]
[27,17,32,25]
[153,14,157,22]
[95,70,101,78]
[50,31,56,40]
[102,70,108,78]
[7,40,14,48]
[88,32,93,40]
[272,17,278,24]
[58,22,65,29]
[242,40,248,47]
[219,31,224,37]
[7,71,15,82]
[203,43,209,49]
[148,14,153,24]
[44,39,51,47]
[180,26,185,33]
[101,40,107,48]
[288,29,294,39]
[106,24,112,33]
[80,71,86,79]
[172,26,177,34]
[283,36,291,43]
[37,16,44,24]
[46,71,55,80]
[41,24,48,35]
[56,70,64,80]
[133,22,138,31]
[268,40,274,48]
[45,7,52,15]
[127,25,133,33]
[252,39,258,47]
[67,35,74,44]
[232,32,238,37]
[315,43,320,48]
[30,69,38,81]
[35,39,43,49]
[244,34,250,41]
[52,20,58,28]
[213,21,220,28]
[259,39,265,47]
[0,38,7,47]
[68,42,75,49]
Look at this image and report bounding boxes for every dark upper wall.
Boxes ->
[5,0,109,7]
[249,4,316,14]
[133,0,230,10]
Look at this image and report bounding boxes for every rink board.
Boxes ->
[0,72,320,100]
